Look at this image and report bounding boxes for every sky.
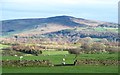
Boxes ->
[0,0,119,23]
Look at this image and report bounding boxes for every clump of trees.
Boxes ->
[105,46,118,54]
[67,48,81,59]
[74,38,119,54]
[80,41,106,54]
[2,49,23,56]
[12,45,42,56]
[78,37,119,54]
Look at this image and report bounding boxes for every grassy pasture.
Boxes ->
[2,52,118,73]
[2,65,118,73]
[94,27,106,32]
[106,28,118,32]
[94,27,118,33]
[0,44,10,49]
[1,44,118,73]
[2,53,118,64]
[42,50,69,55]
[75,27,118,33]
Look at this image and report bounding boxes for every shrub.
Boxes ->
[11,45,42,56]
[67,48,81,59]
[106,46,118,54]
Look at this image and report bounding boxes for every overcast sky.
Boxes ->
[1,0,119,23]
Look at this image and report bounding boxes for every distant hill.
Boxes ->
[1,15,118,37]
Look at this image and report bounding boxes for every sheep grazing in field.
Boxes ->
[63,58,65,61]
[6,59,9,61]
[20,56,23,60]
[62,62,66,65]
[61,58,66,65]
[15,55,18,57]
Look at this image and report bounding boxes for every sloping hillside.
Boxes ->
[1,15,118,37]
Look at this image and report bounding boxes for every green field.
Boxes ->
[2,65,118,73]
[1,44,119,73]
[2,53,118,64]
[2,52,118,73]
[94,27,106,32]
[106,28,118,32]
[0,44,10,49]
[42,50,69,55]
[75,27,118,33]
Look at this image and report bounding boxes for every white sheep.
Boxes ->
[15,55,17,57]
[63,58,65,61]
[20,56,23,60]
